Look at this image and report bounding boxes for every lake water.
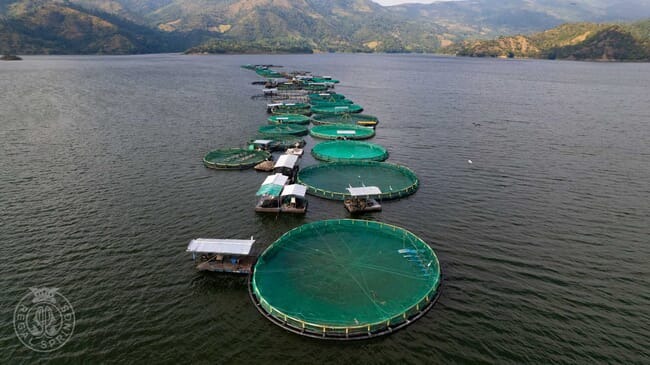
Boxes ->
[1,54,649,364]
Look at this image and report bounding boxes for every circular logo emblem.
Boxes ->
[14,288,75,352]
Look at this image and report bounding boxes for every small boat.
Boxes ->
[254,160,274,171]
[186,237,257,274]
[344,186,382,213]
[255,174,288,213]
[280,184,308,214]
[273,154,300,183]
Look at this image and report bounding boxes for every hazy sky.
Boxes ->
[373,0,456,5]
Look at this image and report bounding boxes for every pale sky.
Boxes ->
[373,0,456,5]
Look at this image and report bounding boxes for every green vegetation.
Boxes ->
[442,20,650,61]
[1,0,649,55]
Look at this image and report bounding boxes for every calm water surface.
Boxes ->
[1,54,649,364]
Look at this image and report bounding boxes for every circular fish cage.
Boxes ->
[308,93,346,102]
[259,124,309,136]
[309,124,375,140]
[250,219,442,340]
[311,113,379,128]
[311,140,388,162]
[309,99,354,107]
[270,103,311,115]
[311,104,363,115]
[203,148,271,170]
[303,84,328,92]
[267,114,311,125]
[297,161,418,200]
[250,135,306,151]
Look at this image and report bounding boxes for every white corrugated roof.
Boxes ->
[346,186,382,196]
[262,173,288,186]
[187,238,255,255]
[281,184,307,197]
[253,139,273,144]
[274,154,299,169]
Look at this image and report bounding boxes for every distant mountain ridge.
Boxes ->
[1,0,650,55]
[442,20,650,61]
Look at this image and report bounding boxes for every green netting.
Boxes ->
[256,184,283,196]
[267,114,311,125]
[309,99,354,107]
[303,84,328,91]
[251,219,441,339]
[311,140,388,162]
[297,161,419,200]
[306,77,340,84]
[250,135,306,151]
[308,93,346,101]
[309,124,375,140]
[311,113,379,127]
[203,148,271,169]
[256,69,284,78]
[259,124,309,136]
[271,103,311,115]
[311,104,363,114]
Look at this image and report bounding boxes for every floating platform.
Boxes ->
[309,124,375,140]
[311,104,363,115]
[250,219,441,340]
[259,124,309,136]
[311,140,388,162]
[187,238,257,274]
[203,148,271,170]
[267,114,311,125]
[297,161,419,200]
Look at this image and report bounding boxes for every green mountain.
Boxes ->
[442,20,650,61]
[1,0,650,55]
[0,0,206,54]
[389,0,650,47]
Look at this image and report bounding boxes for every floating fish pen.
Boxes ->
[250,135,306,151]
[303,84,329,92]
[311,104,363,115]
[297,161,419,200]
[309,124,375,140]
[309,99,355,107]
[311,113,379,128]
[259,124,309,137]
[267,114,311,125]
[268,102,311,115]
[308,93,346,102]
[256,69,284,79]
[203,148,271,170]
[249,219,441,340]
[311,140,388,162]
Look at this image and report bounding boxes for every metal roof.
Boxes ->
[337,130,356,135]
[274,154,299,169]
[262,173,289,186]
[346,186,382,196]
[187,238,255,255]
[253,139,273,144]
[281,184,307,197]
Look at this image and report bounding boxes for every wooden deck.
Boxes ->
[196,256,256,274]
